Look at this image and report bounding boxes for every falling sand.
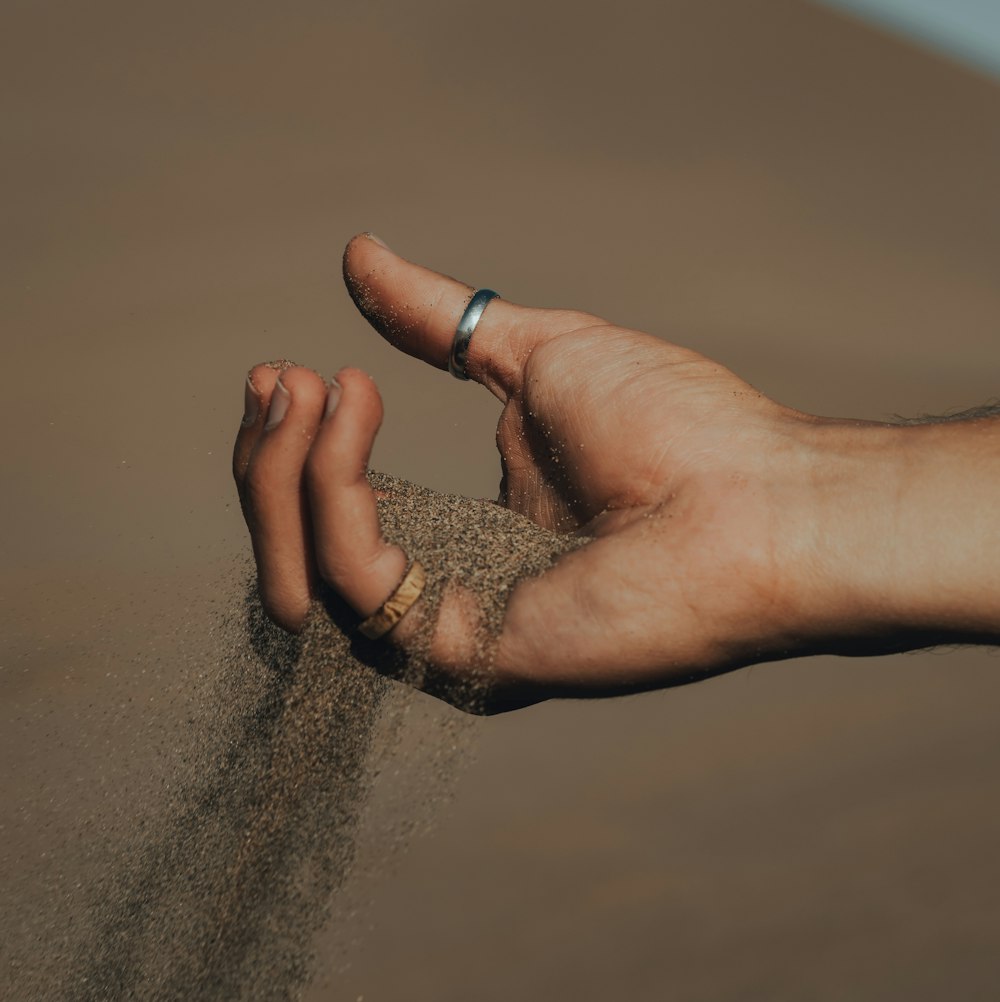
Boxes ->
[11,473,586,1001]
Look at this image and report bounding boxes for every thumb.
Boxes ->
[342,232,578,401]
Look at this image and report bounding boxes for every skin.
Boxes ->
[233,233,1000,711]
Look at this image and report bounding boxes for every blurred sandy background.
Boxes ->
[3,0,1000,999]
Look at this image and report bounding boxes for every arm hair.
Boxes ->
[892,400,1000,425]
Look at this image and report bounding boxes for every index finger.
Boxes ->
[342,233,593,401]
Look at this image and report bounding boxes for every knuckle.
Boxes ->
[551,308,604,332]
[256,567,310,634]
[305,438,353,491]
[243,449,291,508]
[424,286,453,341]
[259,590,306,635]
[243,475,270,515]
[232,442,249,486]
[316,541,388,597]
[315,549,350,588]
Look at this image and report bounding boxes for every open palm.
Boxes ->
[235,234,833,709]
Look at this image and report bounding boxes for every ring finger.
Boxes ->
[304,368,411,627]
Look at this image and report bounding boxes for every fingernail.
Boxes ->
[265,378,291,429]
[324,378,342,419]
[366,232,391,250]
[241,375,259,427]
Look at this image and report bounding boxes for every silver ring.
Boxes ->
[449,289,500,381]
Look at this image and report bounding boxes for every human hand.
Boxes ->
[233,234,1000,710]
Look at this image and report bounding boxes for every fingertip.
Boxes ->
[310,367,384,489]
[278,364,327,406]
[247,362,279,397]
[333,364,378,386]
[234,363,284,483]
[343,231,392,270]
[342,234,393,312]
[246,360,309,418]
[331,366,383,424]
[339,236,538,399]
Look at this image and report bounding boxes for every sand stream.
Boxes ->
[7,473,583,1001]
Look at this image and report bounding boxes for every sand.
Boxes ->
[315,471,589,713]
[7,4,1000,996]
[24,473,586,1001]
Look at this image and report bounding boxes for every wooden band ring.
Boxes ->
[357,560,427,640]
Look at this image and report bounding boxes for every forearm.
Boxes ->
[799,415,1000,653]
